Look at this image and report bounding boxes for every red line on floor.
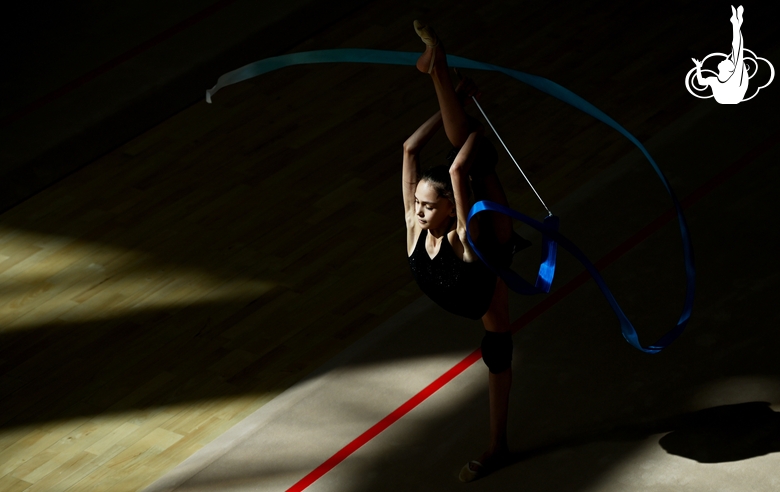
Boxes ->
[286,128,780,492]
[0,0,237,129]
[288,349,484,492]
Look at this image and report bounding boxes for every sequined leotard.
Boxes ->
[408,229,497,320]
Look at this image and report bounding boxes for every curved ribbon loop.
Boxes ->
[467,205,559,295]
[468,200,693,354]
[206,48,695,353]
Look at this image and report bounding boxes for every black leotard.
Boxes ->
[408,229,497,320]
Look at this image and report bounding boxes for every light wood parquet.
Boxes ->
[1,0,777,490]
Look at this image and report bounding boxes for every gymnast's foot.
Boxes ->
[458,447,511,483]
[413,20,444,74]
[731,5,744,26]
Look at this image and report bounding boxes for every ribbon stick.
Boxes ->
[206,48,695,353]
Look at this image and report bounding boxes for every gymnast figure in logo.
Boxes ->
[686,5,775,103]
[691,5,748,104]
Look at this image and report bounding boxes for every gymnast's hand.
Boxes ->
[455,74,481,106]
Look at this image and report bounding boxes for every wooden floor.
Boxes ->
[1,0,777,490]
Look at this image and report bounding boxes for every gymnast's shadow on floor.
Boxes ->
[495,401,780,478]
[658,401,780,463]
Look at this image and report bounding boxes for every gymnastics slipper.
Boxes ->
[459,450,515,482]
[458,460,483,483]
[413,20,439,73]
[413,20,438,47]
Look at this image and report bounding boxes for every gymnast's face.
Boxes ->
[415,179,455,230]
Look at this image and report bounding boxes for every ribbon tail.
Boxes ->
[468,199,694,354]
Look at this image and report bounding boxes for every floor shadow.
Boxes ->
[454,402,780,486]
[0,297,478,430]
[659,401,780,463]
[502,402,780,465]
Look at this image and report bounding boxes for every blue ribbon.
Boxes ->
[206,48,695,354]
[467,208,560,296]
[469,200,692,354]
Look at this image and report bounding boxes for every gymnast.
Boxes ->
[692,5,748,104]
[403,20,526,482]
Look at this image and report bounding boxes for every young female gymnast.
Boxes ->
[403,20,520,482]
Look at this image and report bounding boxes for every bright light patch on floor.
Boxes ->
[691,376,780,409]
[145,352,486,492]
[0,393,278,490]
[0,227,275,332]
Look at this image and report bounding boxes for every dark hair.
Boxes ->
[444,147,459,167]
[419,165,454,204]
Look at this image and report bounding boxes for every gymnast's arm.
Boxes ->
[450,127,484,253]
[692,59,711,87]
[402,111,443,224]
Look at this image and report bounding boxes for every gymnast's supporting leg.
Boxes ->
[472,139,517,460]
[466,135,516,483]
[472,131,517,454]
[460,276,513,482]
[476,167,515,463]
[482,282,512,453]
